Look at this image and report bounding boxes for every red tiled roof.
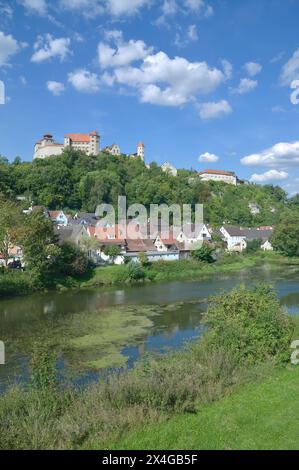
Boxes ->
[90,130,99,136]
[199,169,235,176]
[48,210,63,218]
[65,133,90,143]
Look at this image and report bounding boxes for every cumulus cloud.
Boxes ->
[60,0,149,17]
[281,48,299,86]
[19,0,47,15]
[0,31,25,66]
[47,80,66,95]
[244,61,262,77]
[231,78,257,95]
[241,141,299,167]
[31,35,71,63]
[197,100,232,120]
[68,69,101,92]
[100,43,226,107]
[250,170,288,183]
[198,152,219,162]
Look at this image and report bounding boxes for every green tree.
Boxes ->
[271,212,299,257]
[59,242,89,277]
[246,238,262,253]
[191,244,215,263]
[22,209,60,284]
[0,196,23,266]
[103,245,121,263]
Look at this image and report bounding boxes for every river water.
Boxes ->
[1,265,299,393]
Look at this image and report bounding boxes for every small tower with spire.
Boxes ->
[137,141,145,161]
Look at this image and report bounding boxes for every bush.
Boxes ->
[204,285,294,366]
[126,263,146,282]
[191,244,215,263]
[59,242,89,277]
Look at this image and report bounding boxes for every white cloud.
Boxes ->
[244,61,262,77]
[198,152,219,162]
[231,78,257,95]
[47,80,66,96]
[98,34,153,68]
[20,0,47,15]
[241,141,299,167]
[0,31,23,66]
[60,0,149,17]
[105,48,225,107]
[31,35,71,63]
[250,170,288,183]
[184,0,213,16]
[107,0,150,16]
[68,69,101,92]
[197,100,232,120]
[281,48,299,86]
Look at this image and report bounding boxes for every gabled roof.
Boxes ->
[199,169,235,177]
[126,239,157,253]
[222,226,273,240]
[65,133,90,143]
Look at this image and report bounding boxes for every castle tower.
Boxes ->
[137,141,145,161]
[89,130,100,155]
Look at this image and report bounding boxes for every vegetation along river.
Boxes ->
[1,265,299,393]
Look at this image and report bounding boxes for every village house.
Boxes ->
[220,226,274,252]
[48,210,69,227]
[175,223,212,247]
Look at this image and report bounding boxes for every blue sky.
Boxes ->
[1,0,299,193]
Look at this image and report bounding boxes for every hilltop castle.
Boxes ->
[34,131,144,161]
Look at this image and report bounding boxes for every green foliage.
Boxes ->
[22,209,60,285]
[0,196,23,266]
[59,242,89,277]
[246,238,262,253]
[103,245,121,262]
[138,252,151,267]
[0,149,288,226]
[271,212,299,257]
[204,285,294,366]
[191,244,215,263]
[126,262,146,282]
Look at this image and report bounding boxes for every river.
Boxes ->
[1,265,299,393]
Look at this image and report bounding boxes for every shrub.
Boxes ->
[126,263,146,282]
[191,244,215,263]
[204,284,294,366]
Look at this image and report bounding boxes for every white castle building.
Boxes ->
[34,133,145,161]
[34,131,100,159]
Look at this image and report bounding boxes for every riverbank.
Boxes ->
[1,252,299,299]
[0,286,297,450]
[80,252,299,288]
